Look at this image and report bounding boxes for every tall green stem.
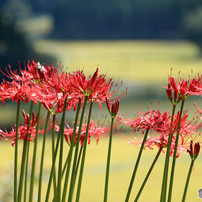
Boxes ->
[181,160,194,202]
[167,99,185,202]
[104,117,115,202]
[134,147,163,202]
[57,98,67,202]
[51,114,57,202]
[14,100,21,202]
[76,102,93,202]
[45,99,67,202]
[29,102,42,202]
[23,101,34,202]
[160,104,176,202]
[68,96,88,202]
[62,98,81,202]
[125,128,150,202]
[37,110,50,202]
[18,101,34,202]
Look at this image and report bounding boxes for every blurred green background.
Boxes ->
[1,0,202,201]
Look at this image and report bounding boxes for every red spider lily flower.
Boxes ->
[68,68,101,97]
[40,71,80,113]
[0,59,59,106]
[0,60,57,84]
[171,110,202,138]
[0,110,49,146]
[165,69,202,101]
[121,132,198,158]
[106,97,120,118]
[117,102,172,135]
[166,83,180,104]
[0,80,38,105]
[54,118,120,146]
[187,140,200,161]
[68,68,127,109]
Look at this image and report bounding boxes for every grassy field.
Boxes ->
[1,40,202,201]
[0,136,201,202]
[34,40,202,85]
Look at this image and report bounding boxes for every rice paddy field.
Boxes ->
[1,40,202,201]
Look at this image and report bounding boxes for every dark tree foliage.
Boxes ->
[0,12,56,82]
[181,7,202,54]
[27,0,202,40]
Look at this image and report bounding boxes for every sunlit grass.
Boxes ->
[34,40,202,85]
[0,136,201,201]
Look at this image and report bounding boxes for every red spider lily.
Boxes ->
[0,59,59,106]
[0,80,38,105]
[68,68,103,97]
[39,71,80,113]
[166,83,180,103]
[121,132,200,158]
[187,140,200,161]
[54,118,120,146]
[68,68,127,109]
[165,69,202,101]
[0,110,49,146]
[117,102,172,135]
[0,60,57,84]
[106,97,120,118]
[172,110,202,137]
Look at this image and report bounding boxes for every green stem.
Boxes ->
[62,98,81,202]
[62,150,70,178]
[37,110,50,202]
[14,100,21,202]
[53,146,82,202]
[76,102,93,202]
[45,99,67,202]
[57,98,67,202]
[29,102,42,202]
[52,114,57,202]
[104,117,115,202]
[75,145,83,178]
[181,160,194,202]
[160,104,176,202]
[68,96,88,202]
[23,101,34,202]
[18,101,34,202]
[134,147,163,202]
[167,99,185,202]
[125,128,150,202]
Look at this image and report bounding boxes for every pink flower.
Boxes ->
[165,69,202,102]
[0,80,38,105]
[117,102,172,134]
[54,118,120,146]
[0,110,49,146]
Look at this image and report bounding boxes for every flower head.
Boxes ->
[54,117,120,146]
[187,140,200,161]
[106,97,120,118]
[0,110,48,146]
[117,102,172,134]
[165,69,202,102]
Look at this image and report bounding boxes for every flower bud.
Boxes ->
[187,140,200,161]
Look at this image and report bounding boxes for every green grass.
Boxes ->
[0,136,201,202]
[34,39,202,85]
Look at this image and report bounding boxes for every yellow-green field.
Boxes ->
[1,40,202,201]
[34,40,202,85]
[0,136,201,202]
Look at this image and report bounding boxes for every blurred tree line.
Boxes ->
[28,0,202,42]
[1,0,202,81]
